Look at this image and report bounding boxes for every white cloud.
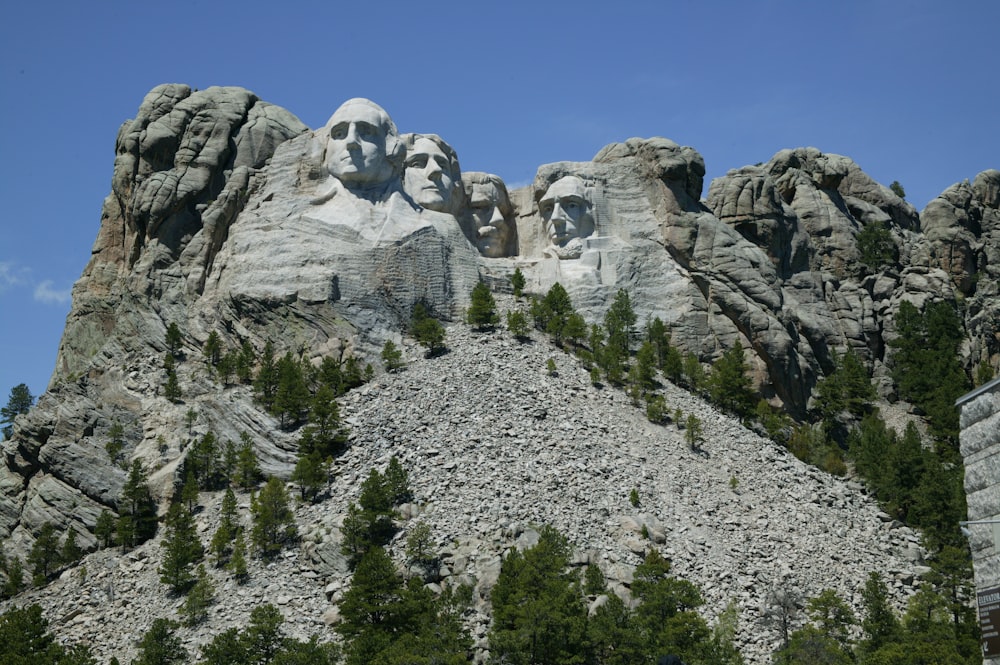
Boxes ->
[33,280,72,305]
[0,261,28,293]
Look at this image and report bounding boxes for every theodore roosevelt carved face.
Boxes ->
[463,172,515,258]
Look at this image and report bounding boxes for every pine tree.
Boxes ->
[105,421,125,467]
[292,451,327,502]
[60,529,83,568]
[165,322,184,357]
[94,509,116,549]
[28,522,61,585]
[506,309,530,340]
[228,532,249,582]
[251,477,297,558]
[236,341,256,384]
[707,341,755,417]
[380,340,404,372]
[179,564,215,626]
[273,353,309,428]
[159,503,204,594]
[467,282,499,330]
[133,618,187,665]
[119,460,157,547]
[210,488,240,566]
[510,267,526,298]
[254,341,279,409]
[604,289,637,361]
[203,331,222,366]
[410,303,447,356]
[235,433,262,490]
[1,383,34,440]
[489,526,590,665]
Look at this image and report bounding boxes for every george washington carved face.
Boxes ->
[323,99,402,194]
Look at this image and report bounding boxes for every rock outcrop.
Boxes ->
[1,84,998,663]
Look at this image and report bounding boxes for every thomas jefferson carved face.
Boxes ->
[403,137,459,213]
[465,175,514,258]
[540,176,594,247]
[324,99,399,191]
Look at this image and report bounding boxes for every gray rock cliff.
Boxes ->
[1,84,998,662]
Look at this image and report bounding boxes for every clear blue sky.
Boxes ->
[1,0,997,406]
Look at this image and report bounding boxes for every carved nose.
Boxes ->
[344,124,360,148]
[489,206,504,225]
[551,201,567,220]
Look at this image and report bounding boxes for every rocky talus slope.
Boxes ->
[5,301,927,664]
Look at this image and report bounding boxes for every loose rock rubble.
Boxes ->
[6,297,929,664]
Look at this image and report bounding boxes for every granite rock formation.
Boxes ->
[1,84,998,662]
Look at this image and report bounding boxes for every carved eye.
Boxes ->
[356,122,378,139]
[330,125,348,140]
[406,155,429,169]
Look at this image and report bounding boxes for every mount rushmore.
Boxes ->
[1,82,998,597]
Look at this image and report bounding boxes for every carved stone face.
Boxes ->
[467,180,513,258]
[324,99,396,188]
[403,137,457,213]
[540,176,594,247]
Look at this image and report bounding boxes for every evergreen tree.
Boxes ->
[28,522,62,586]
[291,451,327,503]
[815,349,877,431]
[645,317,671,367]
[95,509,116,549]
[210,488,240,566]
[0,603,97,664]
[1,383,34,440]
[254,341,279,409]
[510,267,526,297]
[685,414,703,452]
[273,353,309,429]
[203,331,223,366]
[663,345,683,383]
[489,526,590,665]
[119,460,158,547]
[60,529,83,568]
[707,341,755,417]
[857,220,898,272]
[1,555,24,598]
[467,282,499,330]
[228,532,249,582]
[105,421,126,467]
[410,303,447,356]
[165,322,184,357]
[604,288,637,362]
[506,309,530,340]
[133,618,186,665]
[236,341,256,384]
[380,340,404,372]
[251,477,297,558]
[682,352,705,392]
[889,300,968,447]
[858,572,900,656]
[159,503,204,594]
[180,565,215,626]
[235,433,263,490]
[630,549,710,659]
[384,456,412,505]
[180,470,200,513]
[163,355,182,402]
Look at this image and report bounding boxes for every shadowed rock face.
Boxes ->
[0,86,997,566]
